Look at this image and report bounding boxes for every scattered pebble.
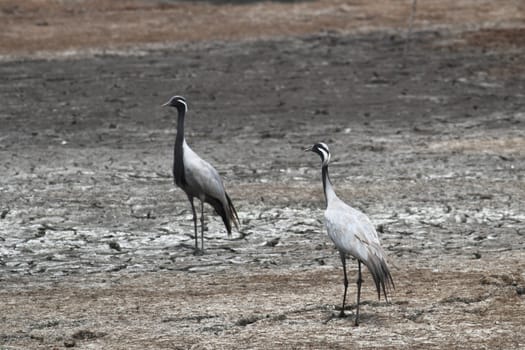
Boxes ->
[265,237,280,247]
[108,241,121,251]
[454,214,467,224]
[236,315,260,327]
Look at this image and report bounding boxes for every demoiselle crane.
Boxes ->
[306,142,394,326]
[163,95,239,253]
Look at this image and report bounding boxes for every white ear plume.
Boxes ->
[178,99,188,113]
[317,143,331,165]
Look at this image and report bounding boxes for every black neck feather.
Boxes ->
[322,165,330,203]
[173,107,186,186]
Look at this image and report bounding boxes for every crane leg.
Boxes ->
[339,252,349,318]
[200,200,205,251]
[355,261,363,326]
[188,196,198,251]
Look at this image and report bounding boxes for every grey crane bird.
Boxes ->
[163,95,239,253]
[306,142,394,326]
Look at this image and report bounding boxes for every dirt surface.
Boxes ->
[1,1,525,349]
[1,0,525,59]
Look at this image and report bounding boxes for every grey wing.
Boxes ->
[325,203,382,259]
[184,146,228,203]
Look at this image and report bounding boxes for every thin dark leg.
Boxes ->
[339,252,349,318]
[355,260,363,326]
[200,200,205,251]
[188,196,198,250]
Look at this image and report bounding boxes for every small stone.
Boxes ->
[265,237,280,247]
[454,214,467,223]
[236,315,259,326]
[108,241,121,251]
[516,286,525,296]
[64,339,76,347]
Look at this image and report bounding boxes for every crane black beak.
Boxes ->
[304,146,313,152]
[161,101,171,107]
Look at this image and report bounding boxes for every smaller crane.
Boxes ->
[306,142,394,325]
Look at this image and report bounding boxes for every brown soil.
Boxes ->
[1,0,524,57]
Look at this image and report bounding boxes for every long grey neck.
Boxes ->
[322,165,337,205]
[173,107,186,186]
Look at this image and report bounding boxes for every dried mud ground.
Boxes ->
[1,4,525,350]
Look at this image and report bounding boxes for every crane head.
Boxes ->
[162,95,188,113]
[305,142,331,166]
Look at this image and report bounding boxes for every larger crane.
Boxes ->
[163,95,239,253]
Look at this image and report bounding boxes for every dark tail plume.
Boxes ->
[226,192,239,231]
[364,255,395,302]
[206,192,239,236]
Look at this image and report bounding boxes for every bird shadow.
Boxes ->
[323,311,382,327]
[193,249,206,256]
[322,304,386,326]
